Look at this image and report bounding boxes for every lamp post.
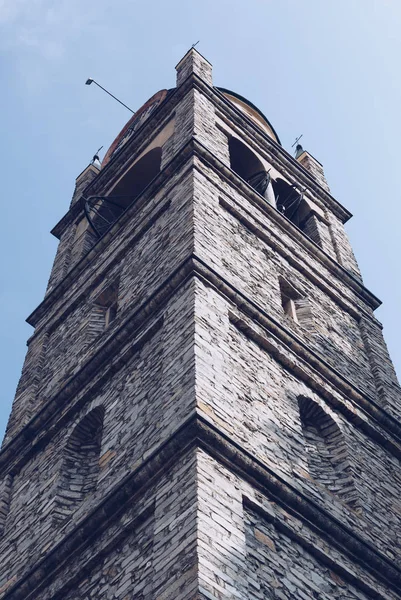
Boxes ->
[85,78,135,114]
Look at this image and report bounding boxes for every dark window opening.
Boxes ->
[279,279,302,324]
[105,302,118,329]
[282,295,298,322]
[91,282,119,336]
[272,178,310,230]
[84,147,162,239]
[112,147,162,202]
[228,137,272,200]
[280,279,315,331]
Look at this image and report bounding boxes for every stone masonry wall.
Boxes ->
[194,278,401,565]
[245,507,374,600]
[46,224,77,294]
[2,48,400,600]
[192,162,387,406]
[63,505,156,600]
[196,450,399,600]
[6,449,198,600]
[4,155,195,444]
[48,450,198,600]
[0,278,196,594]
[297,150,331,193]
[3,332,49,441]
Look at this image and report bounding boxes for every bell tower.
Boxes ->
[1,49,401,600]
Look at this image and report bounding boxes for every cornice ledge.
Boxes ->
[1,414,199,600]
[50,201,82,240]
[191,137,381,311]
[28,199,172,331]
[187,73,352,224]
[219,195,369,321]
[190,255,401,451]
[231,310,401,457]
[195,417,401,596]
[1,255,197,475]
[3,415,401,599]
[7,252,398,478]
[0,315,165,476]
[28,137,196,328]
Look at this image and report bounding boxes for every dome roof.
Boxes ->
[102,85,280,167]
[217,87,281,145]
[102,89,171,167]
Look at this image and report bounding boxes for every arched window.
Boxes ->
[228,137,274,203]
[84,147,162,239]
[54,407,105,523]
[298,397,359,509]
[272,178,312,228]
[111,147,162,202]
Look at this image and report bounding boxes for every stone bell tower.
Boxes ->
[1,49,401,600]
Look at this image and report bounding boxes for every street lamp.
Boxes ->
[85,78,135,114]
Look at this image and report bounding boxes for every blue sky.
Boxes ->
[1,0,400,441]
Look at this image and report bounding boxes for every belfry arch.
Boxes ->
[228,136,274,203]
[84,147,162,238]
[110,147,162,203]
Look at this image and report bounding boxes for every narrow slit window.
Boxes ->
[91,281,119,337]
[282,295,299,323]
[280,279,301,323]
[279,279,315,331]
[105,301,118,329]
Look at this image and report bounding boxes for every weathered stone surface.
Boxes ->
[0,48,400,600]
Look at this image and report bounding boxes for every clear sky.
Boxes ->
[1,0,400,441]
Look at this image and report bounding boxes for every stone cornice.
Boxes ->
[2,256,401,483]
[31,198,172,335]
[27,137,195,329]
[230,311,401,451]
[191,256,401,447]
[219,195,361,320]
[191,138,381,311]
[189,74,352,224]
[29,136,380,336]
[2,416,401,600]
[0,314,165,476]
[197,417,401,597]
